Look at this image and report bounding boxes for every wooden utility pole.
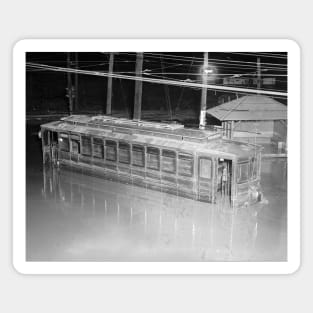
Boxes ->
[199,52,208,129]
[257,57,261,90]
[133,52,144,121]
[106,52,114,115]
[66,52,73,114]
[74,52,78,111]
[160,56,172,120]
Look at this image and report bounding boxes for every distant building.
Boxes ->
[218,94,238,105]
[206,95,287,151]
[223,77,276,86]
[223,77,251,86]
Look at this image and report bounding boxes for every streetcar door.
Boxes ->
[217,158,232,204]
[198,157,214,202]
[70,134,80,163]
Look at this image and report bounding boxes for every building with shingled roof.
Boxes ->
[206,95,287,151]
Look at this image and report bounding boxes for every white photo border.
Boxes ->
[13,39,300,274]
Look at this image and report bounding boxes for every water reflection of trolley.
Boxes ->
[41,164,261,261]
[40,115,264,210]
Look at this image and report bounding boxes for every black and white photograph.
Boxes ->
[3,0,311,310]
[14,39,299,274]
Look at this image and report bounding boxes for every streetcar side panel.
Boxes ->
[40,122,263,208]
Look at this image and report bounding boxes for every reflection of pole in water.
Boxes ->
[80,192,84,211]
[92,193,96,217]
[130,206,133,225]
[174,206,178,240]
[104,199,107,216]
[228,212,235,260]
[56,169,63,202]
[144,208,147,233]
[70,175,73,205]
[174,217,178,240]
[209,206,215,247]
[52,165,58,198]
[42,164,62,204]
[42,164,47,198]
[251,221,258,251]
[159,212,162,236]
[49,173,53,193]
[283,159,287,180]
[192,223,196,248]
[117,202,120,225]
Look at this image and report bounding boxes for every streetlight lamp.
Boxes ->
[199,58,218,129]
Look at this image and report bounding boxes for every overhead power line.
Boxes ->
[143,52,287,66]
[228,52,287,59]
[26,62,288,97]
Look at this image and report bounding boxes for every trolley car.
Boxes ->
[40,115,263,209]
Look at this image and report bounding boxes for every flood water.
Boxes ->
[26,124,287,262]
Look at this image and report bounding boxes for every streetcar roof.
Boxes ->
[41,115,262,159]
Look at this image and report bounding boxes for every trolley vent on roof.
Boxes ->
[60,115,221,143]
[63,115,185,131]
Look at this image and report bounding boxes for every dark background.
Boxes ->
[26,52,287,123]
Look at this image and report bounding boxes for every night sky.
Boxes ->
[26,52,287,119]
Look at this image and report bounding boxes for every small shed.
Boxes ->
[206,95,287,148]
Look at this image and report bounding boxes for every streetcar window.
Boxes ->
[70,135,80,154]
[81,136,92,156]
[147,147,160,170]
[237,162,249,183]
[199,158,212,179]
[250,157,258,179]
[178,154,193,177]
[93,138,104,159]
[162,149,176,174]
[105,140,117,161]
[119,142,131,164]
[51,131,58,144]
[132,144,145,167]
[42,129,49,146]
[59,133,69,152]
